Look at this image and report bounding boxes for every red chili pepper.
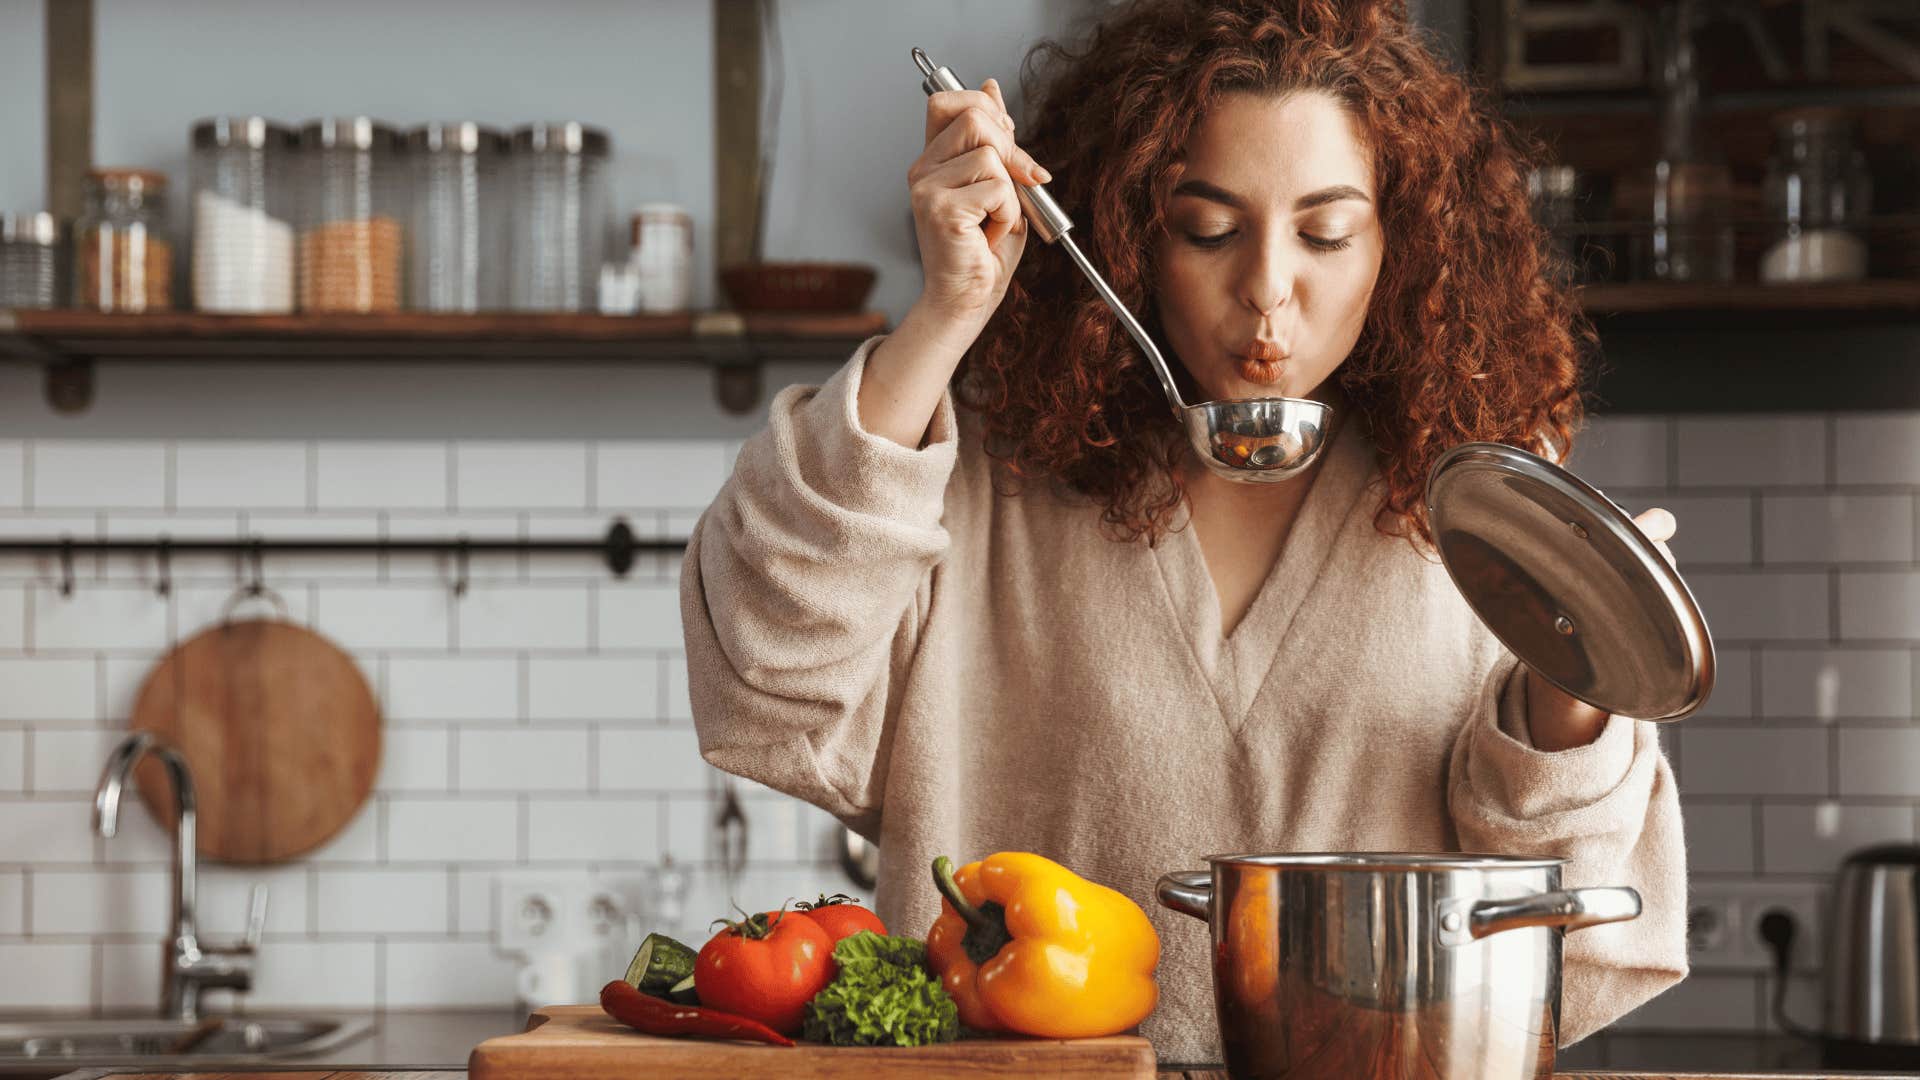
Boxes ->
[599,978,795,1047]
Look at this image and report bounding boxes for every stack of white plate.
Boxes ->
[193,189,295,312]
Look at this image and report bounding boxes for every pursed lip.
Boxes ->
[1237,340,1291,364]
[1233,340,1291,386]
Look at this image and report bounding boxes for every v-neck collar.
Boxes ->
[1150,421,1378,729]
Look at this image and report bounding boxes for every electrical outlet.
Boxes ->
[1746,882,1825,976]
[1687,889,1744,968]
[582,885,630,949]
[495,873,585,953]
[1688,882,1828,974]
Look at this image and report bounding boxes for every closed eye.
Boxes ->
[1303,234,1353,252]
[1186,230,1353,253]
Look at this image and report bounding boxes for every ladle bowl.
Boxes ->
[1188,397,1332,483]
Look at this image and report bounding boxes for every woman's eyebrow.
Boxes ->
[1294,184,1371,210]
[1171,179,1372,212]
[1171,178,1246,209]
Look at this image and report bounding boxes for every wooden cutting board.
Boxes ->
[468,1005,1159,1079]
[129,616,381,862]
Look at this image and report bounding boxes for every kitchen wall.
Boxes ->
[0,0,1917,1042]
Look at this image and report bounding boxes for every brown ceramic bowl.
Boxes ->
[720,262,877,312]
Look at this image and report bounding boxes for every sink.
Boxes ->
[0,1014,374,1066]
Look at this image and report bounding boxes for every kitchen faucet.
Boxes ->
[94,731,268,1022]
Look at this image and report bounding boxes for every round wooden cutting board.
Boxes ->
[129,616,381,863]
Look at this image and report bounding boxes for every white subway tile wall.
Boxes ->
[174,442,311,511]
[0,436,857,1015]
[0,413,1912,1025]
[0,443,24,509]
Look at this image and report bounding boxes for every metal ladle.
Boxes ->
[912,47,1332,483]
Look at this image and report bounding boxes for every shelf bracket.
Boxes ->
[46,359,95,415]
[0,315,93,415]
[693,310,763,414]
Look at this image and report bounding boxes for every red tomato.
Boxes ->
[795,894,887,943]
[694,909,835,1035]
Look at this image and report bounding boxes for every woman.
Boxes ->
[682,0,1687,1063]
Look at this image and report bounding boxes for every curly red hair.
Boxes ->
[957,0,1591,548]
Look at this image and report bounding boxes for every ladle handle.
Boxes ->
[913,47,1074,246]
[910,47,1189,415]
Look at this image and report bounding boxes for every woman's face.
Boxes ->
[1154,90,1384,405]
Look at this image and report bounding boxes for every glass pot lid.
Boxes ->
[1426,442,1714,722]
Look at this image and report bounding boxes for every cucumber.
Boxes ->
[624,933,698,995]
[666,973,699,1005]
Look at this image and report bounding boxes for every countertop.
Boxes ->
[36,1069,1920,1079]
[13,1009,1919,1079]
[33,1060,1920,1068]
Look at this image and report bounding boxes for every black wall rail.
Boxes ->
[2,519,682,597]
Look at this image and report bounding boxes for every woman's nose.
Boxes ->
[1242,249,1292,315]
[1245,286,1288,316]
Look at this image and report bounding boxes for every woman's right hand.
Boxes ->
[907,77,1051,342]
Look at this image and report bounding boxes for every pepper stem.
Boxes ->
[932,856,991,932]
[932,856,1013,966]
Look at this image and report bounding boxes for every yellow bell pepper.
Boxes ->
[926,852,1160,1038]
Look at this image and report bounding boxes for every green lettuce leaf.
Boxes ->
[802,931,960,1047]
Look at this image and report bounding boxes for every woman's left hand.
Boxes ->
[1524,507,1679,751]
[1633,507,1678,567]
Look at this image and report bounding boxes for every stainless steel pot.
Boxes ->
[1157,853,1641,1080]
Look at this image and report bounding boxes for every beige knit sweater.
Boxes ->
[681,337,1688,1065]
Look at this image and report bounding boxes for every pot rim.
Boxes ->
[1202,851,1566,871]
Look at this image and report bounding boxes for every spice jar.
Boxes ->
[74,168,173,312]
[298,117,405,313]
[509,122,611,311]
[1761,108,1872,284]
[190,116,297,313]
[630,203,693,313]
[0,212,62,309]
[408,121,507,312]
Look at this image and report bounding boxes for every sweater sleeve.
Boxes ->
[1447,660,1689,1046]
[680,335,958,838]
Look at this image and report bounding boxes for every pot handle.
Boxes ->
[1439,886,1641,946]
[1156,871,1213,921]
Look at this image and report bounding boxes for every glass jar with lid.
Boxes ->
[407,122,507,312]
[298,117,405,312]
[1624,3,1733,283]
[74,168,173,312]
[631,203,693,313]
[509,121,611,311]
[1761,108,1872,284]
[190,116,297,312]
[0,212,62,309]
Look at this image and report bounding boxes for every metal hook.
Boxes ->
[58,536,75,598]
[716,778,749,902]
[246,538,265,597]
[154,536,172,598]
[452,536,470,599]
[222,538,288,624]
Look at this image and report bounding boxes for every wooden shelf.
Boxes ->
[0,309,887,362]
[1580,281,1920,323]
[0,309,889,414]
[4,296,1915,417]
[1576,282,1920,414]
